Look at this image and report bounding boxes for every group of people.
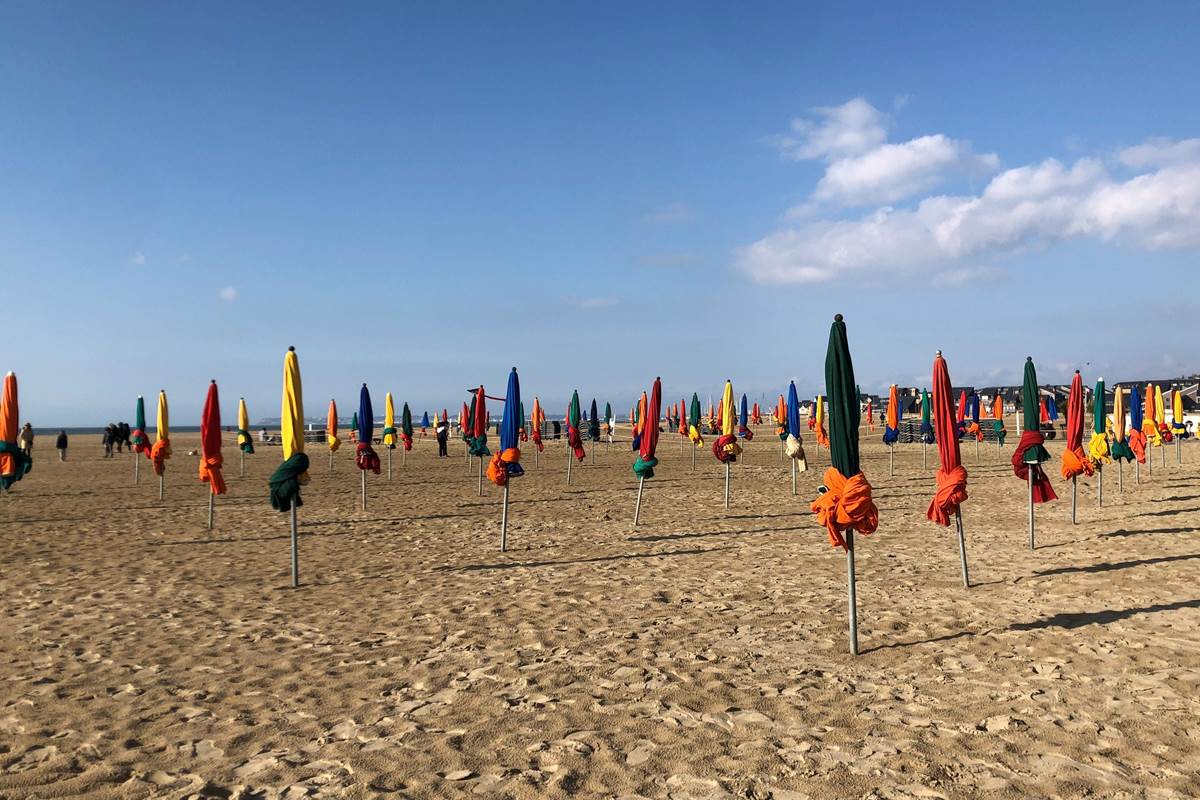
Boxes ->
[101,422,131,457]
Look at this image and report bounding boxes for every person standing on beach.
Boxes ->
[118,421,131,452]
[18,423,34,455]
[102,424,115,457]
[56,430,68,461]
[435,416,449,457]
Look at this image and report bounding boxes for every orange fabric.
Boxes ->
[992,396,1003,419]
[1128,428,1147,463]
[966,422,982,441]
[199,453,227,495]
[1060,447,1094,480]
[926,464,968,527]
[811,468,878,550]
[0,373,16,478]
[815,424,829,447]
[151,439,171,476]
[487,447,521,486]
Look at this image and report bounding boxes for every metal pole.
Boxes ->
[207,492,214,530]
[975,438,979,462]
[1178,438,1182,465]
[500,485,509,551]
[1098,466,1103,507]
[1028,468,1035,550]
[724,462,730,509]
[534,445,539,469]
[329,449,333,472]
[240,450,245,478]
[591,444,595,464]
[1118,459,1124,492]
[478,457,484,496]
[290,504,299,588]
[387,448,392,481]
[691,446,696,471]
[158,474,164,501]
[846,530,858,656]
[955,510,970,588]
[1136,458,1141,484]
[134,455,139,485]
[923,442,927,470]
[1071,476,1077,524]
[566,452,572,486]
[791,459,796,496]
[1162,443,1166,469]
[889,445,894,477]
[633,476,645,527]
[361,470,367,510]
[1148,447,1153,476]
[402,447,406,468]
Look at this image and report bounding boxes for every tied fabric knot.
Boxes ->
[1011,430,1057,503]
[519,428,528,443]
[1143,421,1162,447]
[784,434,807,471]
[531,429,544,453]
[236,428,255,454]
[487,447,523,486]
[382,426,397,449]
[151,439,172,476]
[327,432,341,453]
[400,433,413,452]
[814,424,829,448]
[0,441,33,489]
[199,453,227,495]
[567,426,586,461]
[1110,439,1135,462]
[811,468,878,550]
[468,434,491,458]
[926,464,968,527]
[882,426,899,445]
[131,428,153,458]
[738,424,754,441]
[807,416,816,431]
[688,425,704,448]
[632,455,658,479]
[919,422,934,445]
[269,452,309,512]
[712,434,741,463]
[1158,423,1174,444]
[1088,433,1110,466]
[993,421,1007,446]
[1061,447,1094,480]
[1127,429,1147,463]
[966,422,983,442]
[356,442,381,474]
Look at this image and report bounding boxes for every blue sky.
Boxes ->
[3,3,1198,425]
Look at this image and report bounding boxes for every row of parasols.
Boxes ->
[0,317,1191,655]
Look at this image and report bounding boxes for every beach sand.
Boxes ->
[2,430,1199,799]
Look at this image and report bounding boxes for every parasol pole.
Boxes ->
[240,449,245,478]
[361,469,367,510]
[387,448,393,481]
[691,445,696,471]
[791,458,797,496]
[290,504,299,588]
[1071,476,1077,524]
[500,484,509,551]
[923,441,927,470]
[159,474,164,501]
[779,439,783,462]
[1027,466,1035,549]
[591,442,595,464]
[329,449,333,472]
[1136,457,1141,484]
[955,510,970,588]
[846,530,858,656]
[975,438,979,462]
[566,450,572,486]
[402,446,406,467]
[1098,466,1103,507]
[478,456,484,495]
[207,490,214,531]
[633,475,645,527]
[724,462,730,509]
[1178,437,1182,465]
[1162,442,1166,469]
[134,454,139,485]
[534,444,539,469]
[1148,446,1152,476]
[889,444,894,476]
[1118,459,1123,492]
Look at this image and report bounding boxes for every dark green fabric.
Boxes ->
[0,441,32,489]
[134,397,146,433]
[238,429,255,454]
[604,403,612,425]
[1092,380,1106,435]
[382,426,398,449]
[464,403,474,442]
[351,412,359,436]
[568,391,581,428]
[632,455,658,479]
[921,390,931,425]
[469,434,490,457]
[993,420,1007,445]
[689,393,701,428]
[1021,359,1039,434]
[269,452,309,512]
[1021,357,1050,463]
[824,316,861,476]
[1111,440,1135,461]
[401,404,413,438]
[518,402,526,432]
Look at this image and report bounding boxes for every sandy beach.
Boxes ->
[2,430,1199,799]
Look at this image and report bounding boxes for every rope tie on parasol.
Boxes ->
[966,422,983,441]
[199,453,227,495]
[811,467,878,550]
[926,464,968,527]
[131,428,153,458]
[269,452,310,511]
[487,447,523,486]
[784,434,807,471]
[738,423,754,441]
[1088,432,1111,466]
[382,426,398,449]
[356,441,381,474]
[1158,422,1174,443]
[237,429,255,454]
[1011,431,1057,503]
[1143,421,1162,447]
[151,439,172,475]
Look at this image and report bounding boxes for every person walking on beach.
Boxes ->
[18,423,34,455]
[102,424,115,458]
[56,430,68,461]
[435,416,449,457]
[118,421,131,452]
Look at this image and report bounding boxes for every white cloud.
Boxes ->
[741,116,1200,285]
[770,97,998,207]
[129,251,145,265]
[219,286,237,302]
[931,265,1006,288]
[570,297,617,309]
